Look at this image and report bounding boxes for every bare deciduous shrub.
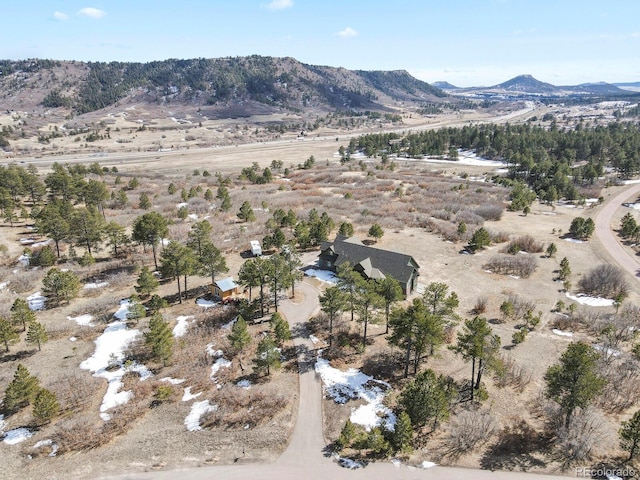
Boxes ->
[455,210,484,226]
[472,296,488,315]
[493,355,532,392]
[483,255,538,278]
[597,359,640,413]
[8,269,41,293]
[578,264,629,298]
[444,410,497,458]
[506,294,537,321]
[550,313,582,332]
[488,230,510,243]
[49,372,102,412]
[54,418,103,452]
[201,385,287,429]
[474,204,503,221]
[501,235,544,254]
[553,408,611,464]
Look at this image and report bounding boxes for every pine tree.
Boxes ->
[620,409,640,460]
[254,334,280,376]
[228,316,251,353]
[237,201,256,222]
[546,242,557,258]
[558,257,572,281]
[33,388,60,424]
[26,321,48,351]
[336,418,356,450]
[42,268,81,306]
[3,364,40,413]
[368,223,384,243]
[270,312,292,346]
[139,192,152,209]
[392,411,414,453]
[0,316,19,352]
[126,294,147,324]
[398,369,454,430]
[467,227,491,253]
[147,294,168,314]
[135,265,159,298]
[145,313,173,366]
[11,297,36,331]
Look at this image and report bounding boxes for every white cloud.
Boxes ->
[337,27,358,38]
[266,0,293,10]
[77,7,107,19]
[52,11,68,21]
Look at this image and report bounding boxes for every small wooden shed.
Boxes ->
[211,277,241,300]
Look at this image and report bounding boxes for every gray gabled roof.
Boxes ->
[215,277,239,292]
[320,235,419,285]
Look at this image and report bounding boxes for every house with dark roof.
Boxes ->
[318,235,419,296]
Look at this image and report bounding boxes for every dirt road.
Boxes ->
[594,182,640,280]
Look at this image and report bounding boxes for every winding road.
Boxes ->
[594,182,640,280]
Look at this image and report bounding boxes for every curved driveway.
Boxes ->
[594,182,640,279]
[113,279,568,480]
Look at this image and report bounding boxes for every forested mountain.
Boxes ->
[0,56,446,117]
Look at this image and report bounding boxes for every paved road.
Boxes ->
[594,182,640,279]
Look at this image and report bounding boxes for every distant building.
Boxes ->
[250,240,262,257]
[211,277,241,300]
[318,235,420,296]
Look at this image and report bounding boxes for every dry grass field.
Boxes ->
[1,102,639,479]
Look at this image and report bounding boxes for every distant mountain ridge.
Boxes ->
[0,56,447,118]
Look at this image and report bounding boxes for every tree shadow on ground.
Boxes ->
[480,418,550,472]
[0,349,36,363]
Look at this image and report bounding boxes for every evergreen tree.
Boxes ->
[467,227,491,253]
[392,411,415,453]
[237,200,256,222]
[450,316,501,401]
[10,298,36,331]
[336,419,356,450]
[319,286,348,347]
[376,277,403,334]
[228,315,252,353]
[399,369,454,430]
[26,321,48,351]
[126,294,147,324]
[132,212,169,270]
[544,341,605,428]
[145,312,173,366]
[197,242,228,285]
[139,192,152,209]
[146,294,168,314]
[0,317,19,352]
[253,334,280,376]
[338,222,354,237]
[42,268,80,306]
[135,265,159,298]
[3,364,40,413]
[33,388,60,424]
[270,312,292,346]
[558,257,572,281]
[620,409,640,460]
[368,223,384,242]
[546,242,557,258]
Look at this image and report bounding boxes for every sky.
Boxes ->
[2,0,639,87]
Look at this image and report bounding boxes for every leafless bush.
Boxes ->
[493,355,532,392]
[474,204,504,221]
[104,270,133,289]
[553,408,611,465]
[7,269,41,293]
[444,410,497,458]
[472,296,488,315]
[455,210,485,226]
[501,235,544,254]
[549,313,582,332]
[488,230,510,243]
[75,294,123,323]
[483,255,538,278]
[578,264,629,298]
[201,384,288,429]
[49,372,102,412]
[54,418,103,453]
[506,294,537,320]
[597,359,640,413]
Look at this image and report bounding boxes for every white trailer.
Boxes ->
[250,240,262,256]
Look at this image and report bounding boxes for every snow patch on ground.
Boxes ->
[80,300,152,421]
[182,387,202,402]
[236,379,252,389]
[552,329,574,337]
[84,281,109,289]
[566,292,615,307]
[27,291,46,311]
[333,453,363,469]
[160,377,185,385]
[206,343,223,357]
[421,461,437,469]
[315,357,395,431]
[221,317,237,330]
[196,298,218,309]
[563,238,584,243]
[593,344,621,357]
[0,281,9,290]
[184,400,217,431]
[67,314,94,326]
[309,334,321,344]
[33,438,58,456]
[304,268,338,284]
[210,358,232,384]
[173,315,194,337]
[2,428,33,445]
